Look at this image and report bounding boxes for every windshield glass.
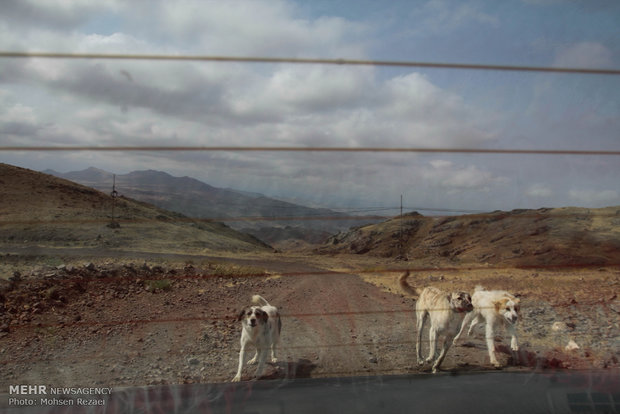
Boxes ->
[1,1,619,413]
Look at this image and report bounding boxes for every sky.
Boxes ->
[0,0,619,215]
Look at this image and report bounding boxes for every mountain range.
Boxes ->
[4,163,618,267]
[44,167,381,246]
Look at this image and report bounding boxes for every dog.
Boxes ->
[400,271,473,373]
[232,295,281,382]
[452,286,520,367]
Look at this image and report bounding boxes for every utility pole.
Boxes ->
[109,174,120,228]
[399,194,404,260]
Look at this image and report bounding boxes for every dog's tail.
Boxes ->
[399,271,422,298]
[252,295,270,307]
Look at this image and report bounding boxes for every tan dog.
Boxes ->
[400,271,473,373]
[453,286,520,367]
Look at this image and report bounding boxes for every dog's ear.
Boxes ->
[237,309,247,321]
[494,298,509,312]
[513,298,521,313]
[447,294,456,309]
[448,293,461,309]
[458,292,471,302]
[450,292,466,301]
[258,309,269,324]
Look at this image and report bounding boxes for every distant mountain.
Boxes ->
[2,163,270,253]
[46,168,381,246]
[318,207,620,267]
[43,167,113,185]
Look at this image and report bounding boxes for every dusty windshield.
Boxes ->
[0,1,619,412]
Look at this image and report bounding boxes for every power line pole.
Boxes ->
[399,194,404,260]
[109,174,120,228]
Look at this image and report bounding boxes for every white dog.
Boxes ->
[453,286,520,367]
[232,295,282,382]
[400,272,473,373]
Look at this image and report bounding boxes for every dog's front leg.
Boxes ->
[432,335,452,373]
[466,314,482,336]
[232,344,247,382]
[270,343,278,364]
[453,312,473,345]
[247,351,259,365]
[507,324,519,365]
[254,347,268,380]
[507,324,518,351]
[485,323,501,367]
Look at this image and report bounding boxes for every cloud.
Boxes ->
[411,0,500,35]
[155,0,368,58]
[1,0,120,31]
[526,183,553,198]
[0,94,47,141]
[569,189,619,205]
[553,42,613,69]
[423,159,509,192]
[1,45,497,153]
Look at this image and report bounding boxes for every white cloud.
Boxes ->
[429,159,453,169]
[156,0,367,58]
[553,42,613,68]
[1,0,121,31]
[526,183,553,198]
[78,33,146,53]
[4,103,37,124]
[265,65,373,113]
[423,159,508,192]
[412,0,499,35]
[0,95,47,141]
[569,189,619,205]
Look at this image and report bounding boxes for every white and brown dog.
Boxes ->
[453,286,520,367]
[400,271,473,373]
[232,295,281,382]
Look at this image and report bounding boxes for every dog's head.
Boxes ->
[449,292,474,313]
[494,297,520,324]
[238,306,269,328]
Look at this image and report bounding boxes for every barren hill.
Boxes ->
[318,207,620,267]
[46,168,381,246]
[0,163,270,253]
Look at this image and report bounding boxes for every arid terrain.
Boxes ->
[0,164,270,254]
[1,252,619,390]
[0,163,619,392]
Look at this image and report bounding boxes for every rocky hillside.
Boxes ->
[318,207,620,267]
[45,168,381,246]
[0,163,270,253]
